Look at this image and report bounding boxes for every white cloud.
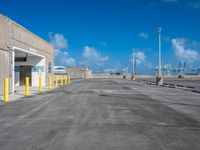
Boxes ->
[172,38,200,62]
[82,46,109,66]
[131,50,146,65]
[65,57,76,66]
[49,33,68,50]
[49,33,76,66]
[138,31,149,39]
[54,49,61,56]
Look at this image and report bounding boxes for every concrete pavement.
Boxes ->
[0,79,199,150]
[0,86,53,103]
[137,77,200,92]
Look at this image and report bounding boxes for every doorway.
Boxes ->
[20,66,32,86]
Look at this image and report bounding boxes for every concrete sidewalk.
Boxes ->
[0,86,57,103]
[0,79,82,103]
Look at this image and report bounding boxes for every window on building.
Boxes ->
[15,57,27,62]
[48,62,52,73]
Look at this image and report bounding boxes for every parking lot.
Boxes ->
[137,77,200,92]
[0,79,199,150]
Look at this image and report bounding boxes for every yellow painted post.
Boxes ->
[48,76,52,89]
[64,75,67,85]
[25,77,29,96]
[60,76,63,87]
[39,75,42,93]
[4,78,9,103]
[68,75,71,85]
[55,76,58,88]
[66,75,68,85]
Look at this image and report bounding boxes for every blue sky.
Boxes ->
[1,0,200,74]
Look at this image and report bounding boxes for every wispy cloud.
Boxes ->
[49,33,68,51]
[138,31,149,39]
[188,1,200,9]
[49,33,76,66]
[162,0,200,9]
[172,38,200,62]
[82,46,109,66]
[131,49,146,65]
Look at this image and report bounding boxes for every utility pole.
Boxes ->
[134,51,137,76]
[132,49,135,80]
[156,27,163,85]
[158,27,162,76]
[132,50,134,75]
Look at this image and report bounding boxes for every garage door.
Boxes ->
[0,50,10,95]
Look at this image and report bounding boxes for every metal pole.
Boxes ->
[134,52,136,75]
[158,27,162,76]
[132,49,134,76]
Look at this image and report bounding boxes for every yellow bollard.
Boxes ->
[64,75,67,85]
[55,76,58,88]
[48,76,52,90]
[4,78,9,103]
[25,77,29,96]
[63,76,65,85]
[39,75,42,93]
[68,75,71,85]
[60,76,63,87]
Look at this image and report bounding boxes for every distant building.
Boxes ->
[66,67,92,79]
[0,14,54,95]
[54,66,67,75]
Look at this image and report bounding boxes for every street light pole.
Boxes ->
[156,27,163,85]
[132,49,134,76]
[131,49,136,80]
[158,27,162,76]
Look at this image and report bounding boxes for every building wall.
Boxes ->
[11,17,54,83]
[89,74,124,79]
[66,68,90,79]
[0,14,10,50]
[0,14,54,95]
[0,50,10,95]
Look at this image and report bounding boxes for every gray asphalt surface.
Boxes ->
[0,79,200,150]
[164,78,200,90]
[138,77,200,91]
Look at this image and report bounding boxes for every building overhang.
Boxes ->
[13,46,44,58]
